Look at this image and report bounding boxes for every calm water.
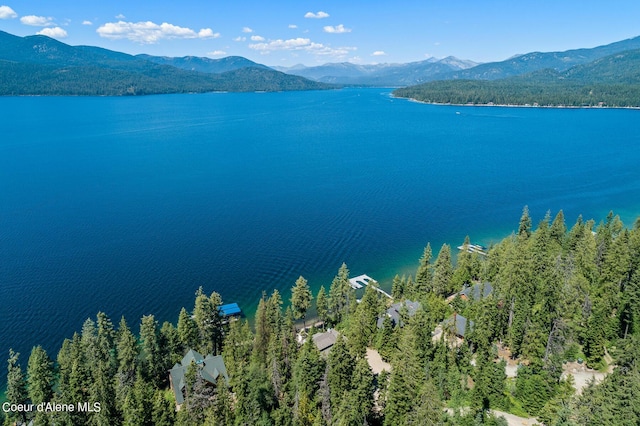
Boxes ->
[1,88,640,373]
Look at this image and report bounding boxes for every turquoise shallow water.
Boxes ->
[1,88,640,374]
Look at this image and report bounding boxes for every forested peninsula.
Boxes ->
[393,49,640,108]
[3,208,640,425]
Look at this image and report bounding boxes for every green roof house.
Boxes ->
[169,349,229,406]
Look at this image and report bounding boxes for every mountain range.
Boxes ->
[0,31,333,96]
[272,57,479,86]
[1,29,640,97]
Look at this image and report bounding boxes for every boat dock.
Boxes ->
[457,244,488,256]
[349,274,393,299]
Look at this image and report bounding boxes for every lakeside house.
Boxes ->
[447,282,493,303]
[169,349,229,407]
[433,313,474,344]
[312,329,340,355]
[377,300,421,328]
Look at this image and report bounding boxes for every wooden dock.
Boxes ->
[349,274,393,299]
[457,243,488,256]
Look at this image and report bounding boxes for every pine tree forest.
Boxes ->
[3,209,640,426]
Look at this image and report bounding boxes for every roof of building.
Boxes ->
[312,329,340,352]
[377,300,421,328]
[442,313,474,338]
[169,349,229,405]
[220,303,242,317]
[459,282,493,300]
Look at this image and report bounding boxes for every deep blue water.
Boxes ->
[1,88,640,374]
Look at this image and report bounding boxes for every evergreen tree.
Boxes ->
[432,243,454,297]
[550,209,567,248]
[415,243,433,296]
[349,282,382,357]
[391,274,405,300]
[6,349,28,425]
[327,336,354,410]
[27,345,54,426]
[406,379,443,426]
[122,373,153,426]
[27,345,54,405]
[518,205,532,239]
[151,390,176,426]
[291,275,312,329]
[139,314,164,387]
[253,293,270,366]
[177,307,198,350]
[328,263,353,323]
[316,286,329,329]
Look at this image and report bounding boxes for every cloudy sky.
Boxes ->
[1,1,639,66]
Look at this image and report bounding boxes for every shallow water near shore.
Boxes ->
[1,88,640,377]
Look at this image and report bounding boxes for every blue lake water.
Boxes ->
[1,88,640,374]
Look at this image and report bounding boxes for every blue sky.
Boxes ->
[1,1,639,66]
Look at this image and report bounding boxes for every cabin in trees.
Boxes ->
[376,300,421,328]
[447,282,493,303]
[169,349,229,407]
[432,313,474,344]
[312,329,340,354]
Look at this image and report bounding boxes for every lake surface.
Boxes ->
[1,88,640,372]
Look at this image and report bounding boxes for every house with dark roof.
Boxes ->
[447,282,493,303]
[377,300,421,328]
[312,329,340,354]
[444,313,474,338]
[459,282,493,301]
[169,349,229,406]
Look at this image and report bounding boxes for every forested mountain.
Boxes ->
[3,209,640,425]
[0,30,334,95]
[274,56,479,86]
[273,36,640,86]
[136,54,271,74]
[393,49,640,107]
[445,35,640,80]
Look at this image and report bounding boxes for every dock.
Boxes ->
[457,244,488,256]
[220,303,242,317]
[349,274,393,299]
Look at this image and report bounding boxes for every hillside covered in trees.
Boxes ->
[393,49,640,107]
[3,209,640,425]
[0,31,334,96]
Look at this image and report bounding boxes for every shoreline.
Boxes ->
[391,93,640,110]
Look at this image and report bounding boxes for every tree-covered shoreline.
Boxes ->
[4,208,640,425]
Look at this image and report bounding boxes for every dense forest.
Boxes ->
[0,31,334,96]
[0,61,335,96]
[3,208,640,425]
[393,49,640,107]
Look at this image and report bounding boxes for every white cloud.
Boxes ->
[288,24,297,29]
[372,51,386,56]
[233,36,246,42]
[242,27,253,33]
[82,20,93,26]
[97,21,219,43]
[208,50,226,57]
[323,24,351,34]
[37,27,68,38]
[304,11,329,19]
[198,28,220,38]
[115,14,126,19]
[250,35,265,41]
[21,15,54,26]
[249,37,355,58]
[0,5,17,19]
